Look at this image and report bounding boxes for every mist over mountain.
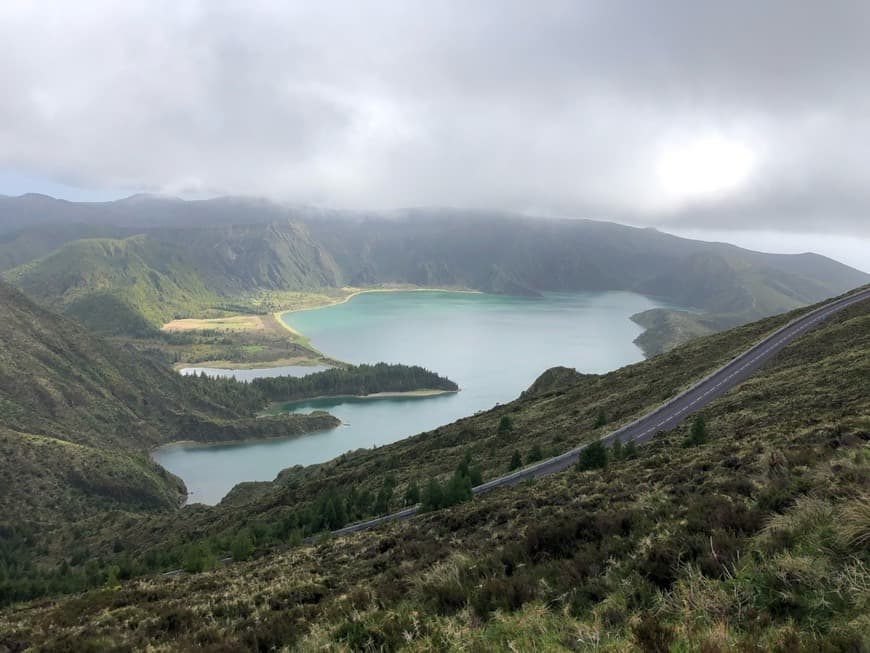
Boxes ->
[1,195,865,352]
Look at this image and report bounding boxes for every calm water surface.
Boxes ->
[153,291,666,504]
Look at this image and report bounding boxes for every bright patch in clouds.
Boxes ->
[656,136,756,206]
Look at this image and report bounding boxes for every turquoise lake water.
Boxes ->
[153,290,665,504]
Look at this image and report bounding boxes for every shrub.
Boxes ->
[577,441,608,471]
[182,542,217,574]
[836,494,870,550]
[611,437,623,460]
[403,480,421,506]
[421,478,444,511]
[238,612,300,652]
[594,408,607,428]
[683,414,709,447]
[632,613,674,653]
[230,530,254,562]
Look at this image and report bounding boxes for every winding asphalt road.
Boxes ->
[328,286,870,539]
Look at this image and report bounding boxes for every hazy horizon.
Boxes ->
[1,187,866,274]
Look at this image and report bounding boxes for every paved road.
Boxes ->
[325,286,870,539]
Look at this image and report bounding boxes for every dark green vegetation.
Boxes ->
[0,222,135,272]
[3,224,341,336]
[2,285,867,650]
[254,363,458,403]
[0,280,463,606]
[420,453,482,512]
[630,307,722,357]
[0,280,341,600]
[2,194,866,354]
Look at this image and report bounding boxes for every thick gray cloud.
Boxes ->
[1,0,868,236]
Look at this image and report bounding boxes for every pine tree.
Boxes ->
[230,530,254,561]
[611,437,623,460]
[403,480,421,506]
[594,408,607,428]
[577,440,608,471]
[684,414,709,447]
[508,450,523,471]
[422,478,444,511]
[527,443,543,463]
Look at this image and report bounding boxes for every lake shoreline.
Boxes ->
[274,286,483,338]
[153,390,458,453]
[273,388,459,409]
[157,290,664,504]
[151,426,339,454]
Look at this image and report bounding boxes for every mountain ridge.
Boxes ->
[1,196,865,353]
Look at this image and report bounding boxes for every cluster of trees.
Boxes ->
[507,444,544,471]
[173,362,458,417]
[180,371,269,414]
[2,455,465,604]
[576,436,638,472]
[421,453,482,511]
[251,363,458,403]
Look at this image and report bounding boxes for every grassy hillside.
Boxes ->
[0,223,135,272]
[0,278,339,528]
[4,235,221,335]
[3,223,341,336]
[2,290,866,650]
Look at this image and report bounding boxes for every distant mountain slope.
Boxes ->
[3,223,341,335]
[1,196,866,349]
[0,223,135,271]
[305,213,867,352]
[305,213,867,310]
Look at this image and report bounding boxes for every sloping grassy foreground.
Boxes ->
[1,297,867,650]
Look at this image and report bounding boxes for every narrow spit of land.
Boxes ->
[158,286,480,370]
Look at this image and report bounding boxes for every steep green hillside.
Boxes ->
[2,290,867,651]
[305,213,865,308]
[4,223,341,336]
[4,236,219,335]
[0,223,134,272]
[0,279,338,525]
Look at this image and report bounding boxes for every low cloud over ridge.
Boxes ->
[1,1,869,237]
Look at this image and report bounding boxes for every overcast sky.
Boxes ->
[1,1,868,264]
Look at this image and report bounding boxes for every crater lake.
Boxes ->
[153,290,669,504]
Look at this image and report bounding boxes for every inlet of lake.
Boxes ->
[153,290,668,504]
